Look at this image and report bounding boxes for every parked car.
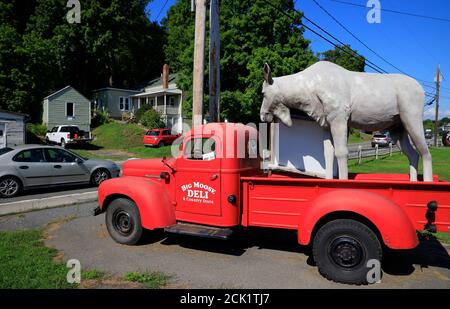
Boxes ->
[0,145,120,198]
[425,129,433,139]
[45,125,92,148]
[143,128,181,148]
[371,132,392,148]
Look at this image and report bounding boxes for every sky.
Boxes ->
[147,0,450,120]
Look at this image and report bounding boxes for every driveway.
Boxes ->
[1,203,449,289]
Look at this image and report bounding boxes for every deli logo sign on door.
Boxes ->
[181,182,216,204]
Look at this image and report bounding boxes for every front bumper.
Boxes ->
[92,206,102,216]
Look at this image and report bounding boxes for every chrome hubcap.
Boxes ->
[94,171,108,184]
[0,179,19,197]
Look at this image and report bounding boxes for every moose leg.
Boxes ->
[401,117,433,181]
[323,138,334,179]
[398,130,419,181]
[329,120,349,180]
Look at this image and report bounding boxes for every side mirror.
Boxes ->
[47,130,51,133]
[75,157,83,164]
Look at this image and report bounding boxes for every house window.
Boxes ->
[66,102,74,118]
[169,97,175,106]
[119,97,130,111]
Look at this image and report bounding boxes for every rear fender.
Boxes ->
[98,177,175,230]
[298,190,419,249]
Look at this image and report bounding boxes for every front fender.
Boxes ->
[98,176,175,230]
[298,190,419,249]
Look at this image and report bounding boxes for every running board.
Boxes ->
[164,223,234,240]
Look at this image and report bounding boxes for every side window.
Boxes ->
[184,138,216,160]
[60,127,69,133]
[14,149,45,163]
[66,102,74,117]
[51,127,58,133]
[163,130,170,135]
[45,149,76,163]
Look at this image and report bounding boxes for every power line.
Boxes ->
[155,0,170,20]
[260,0,437,103]
[311,0,408,75]
[331,0,450,23]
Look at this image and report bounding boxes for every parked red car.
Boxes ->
[143,128,181,147]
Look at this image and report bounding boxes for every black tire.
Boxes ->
[371,143,375,148]
[105,198,143,245]
[158,141,165,148]
[443,131,450,147]
[45,137,51,145]
[312,219,382,285]
[61,138,66,148]
[0,176,22,198]
[90,168,110,186]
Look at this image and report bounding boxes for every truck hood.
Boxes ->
[122,157,175,177]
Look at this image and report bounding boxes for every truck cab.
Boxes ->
[95,122,450,285]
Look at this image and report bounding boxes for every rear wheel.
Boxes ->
[105,198,143,245]
[0,176,22,198]
[61,138,66,148]
[312,219,382,285]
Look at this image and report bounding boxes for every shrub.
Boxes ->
[26,123,48,137]
[135,104,153,123]
[139,109,165,129]
[91,110,110,128]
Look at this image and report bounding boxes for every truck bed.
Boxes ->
[241,173,450,233]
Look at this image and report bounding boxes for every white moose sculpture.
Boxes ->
[260,61,433,182]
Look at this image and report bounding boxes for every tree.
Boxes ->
[163,0,317,123]
[321,44,365,72]
[0,0,166,121]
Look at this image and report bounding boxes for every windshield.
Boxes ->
[373,134,387,138]
[147,131,159,136]
[0,147,13,156]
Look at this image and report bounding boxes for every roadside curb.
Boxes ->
[0,191,98,216]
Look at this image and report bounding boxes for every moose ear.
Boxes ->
[263,63,274,85]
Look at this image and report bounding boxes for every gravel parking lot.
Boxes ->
[1,203,449,289]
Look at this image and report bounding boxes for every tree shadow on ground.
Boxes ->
[382,233,450,276]
[157,227,311,258]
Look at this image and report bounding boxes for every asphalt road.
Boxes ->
[1,203,449,289]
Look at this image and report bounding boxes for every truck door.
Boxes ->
[175,136,221,216]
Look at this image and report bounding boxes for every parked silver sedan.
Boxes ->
[0,145,120,198]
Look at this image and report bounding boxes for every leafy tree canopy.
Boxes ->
[163,0,318,123]
[321,44,365,72]
[0,0,166,121]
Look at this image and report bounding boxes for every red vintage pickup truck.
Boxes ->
[95,123,450,284]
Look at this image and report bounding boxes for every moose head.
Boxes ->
[260,63,293,127]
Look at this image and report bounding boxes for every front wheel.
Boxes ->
[90,168,110,186]
[105,198,143,245]
[158,141,165,148]
[312,219,382,285]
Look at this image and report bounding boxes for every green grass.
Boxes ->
[349,148,450,181]
[123,271,170,289]
[69,122,175,160]
[90,122,147,150]
[348,131,372,144]
[0,230,73,289]
[82,269,106,280]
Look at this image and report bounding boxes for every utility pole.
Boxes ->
[434,65,441,147]
[192,0,207,128]
[209,0,220,122]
